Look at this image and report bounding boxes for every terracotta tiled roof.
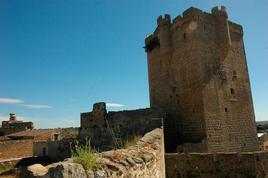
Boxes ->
[6,129,55,137]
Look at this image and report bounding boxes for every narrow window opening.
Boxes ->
[232,70,237,80]
[54,134,59,141]
[230,88,235,95]
[225,107,228,112]
[233,71,237,75]
[183,33,186,39]
[42,147,47,157]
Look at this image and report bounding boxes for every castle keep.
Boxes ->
[1,6,266,178]
[145,6,258,152]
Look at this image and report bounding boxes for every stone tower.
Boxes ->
[145,6,258,152]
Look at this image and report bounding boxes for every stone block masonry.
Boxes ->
[79,102,165,151]
[165,151,268,178]
[20,128,165,178]
[145,6,258,152]
[0,140,33,160]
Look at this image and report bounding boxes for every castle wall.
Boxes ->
[145,6,258,152]
[79,103,164,151]
[0,122,33,136]
[0,140,33,160]
[165,151,268,178]
[33,140,72,161]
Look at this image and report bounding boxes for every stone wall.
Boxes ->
[0,136,74,162]
[21,128,165,178]
[33,139,73,161]
[145,6,258,152]
[0,122,33,136]
[80,102,164,151]
[165,151,268,178]
[0,140,33,160]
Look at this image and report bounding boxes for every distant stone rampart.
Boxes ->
[0,140,33,160]
[80,102,164,151]
[165,151,268,178]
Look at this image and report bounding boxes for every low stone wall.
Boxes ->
[0,140,33,160]
[165,151,268,178]
[33,139,72,161]
[21,128,165,178]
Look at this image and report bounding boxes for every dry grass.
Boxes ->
[71,140,100,171]
[123,135,142,148]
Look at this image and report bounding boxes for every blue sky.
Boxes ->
[0,0,267,128]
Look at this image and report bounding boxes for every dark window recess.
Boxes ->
[42,147,47,157]
[54,134,59,141]
[232,70,237,80]
[225,107,228,112]
[233,71,237,75]
[230,88,235,95]
[144,37,160,52]
[183,33,186,39]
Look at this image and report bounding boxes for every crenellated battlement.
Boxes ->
[145,6,235,53]
[157,14,171,26]
[211,5,228,18]
[153,6,232,33]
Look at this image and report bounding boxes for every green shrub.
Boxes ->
[0,163,15,174]
[71,140,100,171]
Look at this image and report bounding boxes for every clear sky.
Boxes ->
[0,0,267,128]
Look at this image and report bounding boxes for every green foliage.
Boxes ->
[257,124,268,132]
[0,163,15,174]
[71,140,100,171]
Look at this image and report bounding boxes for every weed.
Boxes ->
[71,140,100,171]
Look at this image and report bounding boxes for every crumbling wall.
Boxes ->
[0,140,33,160]
[165,151,268,178]
[80,103,164,151]
[33,139,73,161]
[21,128,165,178]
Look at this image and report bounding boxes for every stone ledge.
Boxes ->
[20,128,165,178]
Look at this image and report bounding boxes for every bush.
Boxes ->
[71,140,100,171]
[0,163,15,174]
